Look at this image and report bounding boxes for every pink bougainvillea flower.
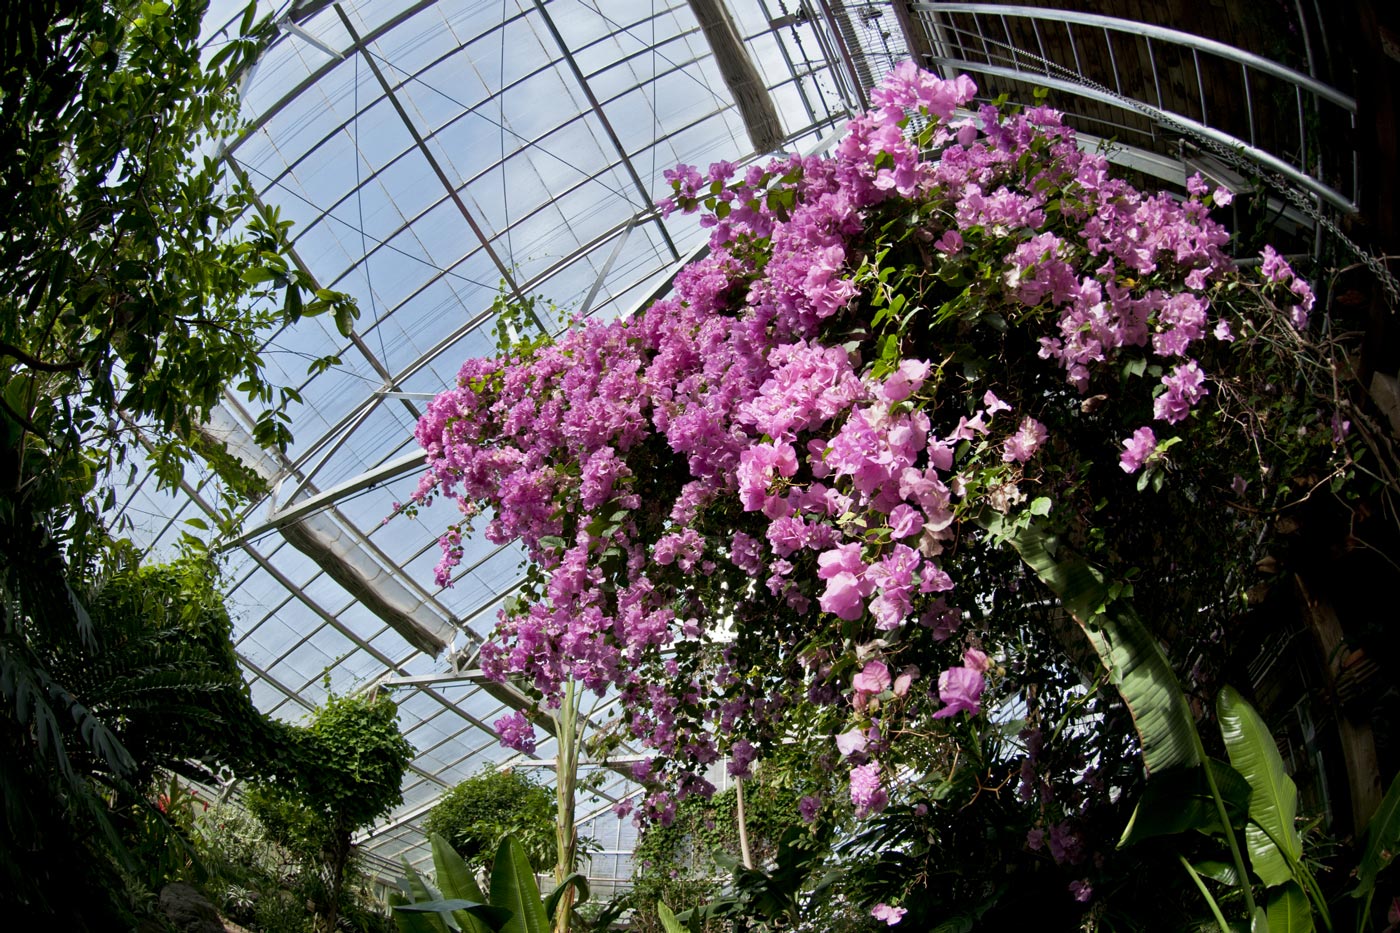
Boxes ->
[932,665,984,718]
[879,358,931,403]
[836,728,868,758]
[893,665,919,696]
[871,903,907,925]
[494,710,537,755]
[850,761,888,817]
[1002,416,1048,463]
[1119,426,1157,474]
[963,647,991,673]
[853,659,892,695]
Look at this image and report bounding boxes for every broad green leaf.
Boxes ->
[396,901,512,931]
[931,918,974,933]
[1120,760,1252,846]
[1264,882,1313,933]
[431,832,486,902]
[657,900,685,933]
[1217,686,1302,887]
[1353,772,1400,896]
[391,890,447,933]
[489,837,548,933]
[1194,860,1241,886]
[1180,856,1233,933]
[429,832,493,933]
[398,859,451,933]
[985,515,1199,774]
[542,873,590,920]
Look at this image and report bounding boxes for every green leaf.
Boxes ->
[239,266,279,285]
[398,860,451,933]
[391,890,447,933]
[1352,772,1400,896]
[657,900,685,933]
[1119,760,1252,846]
[1264,882,1313,933]
[1217,686,1302,887]
[396,902,512,931]
[429,833,494,933]
[542,873,589,920]
[1194,860,1242,886]
[333,301,356,337]
[431,832,486,902]
[490,837,548,933]
[983,515,1199,774]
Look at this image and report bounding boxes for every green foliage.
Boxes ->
[677,826,834,932]
[0,2,358,927]
[1219,685,1305,888]
[0,0,356,535]
[983,513,1202,777]
[252,692,415,933]
[285,692,416,835]
[626,774,805,933]
[0,546,297,927]
[425,767,557,876]
[390,833,586,933]
[191,795,393,933]
[1353,775,1400,897]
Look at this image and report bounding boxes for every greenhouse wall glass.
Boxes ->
[3,0,1398,930]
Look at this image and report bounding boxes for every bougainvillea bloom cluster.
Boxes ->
[412,64,1315,825]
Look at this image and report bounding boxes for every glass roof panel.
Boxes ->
[165,0,857,876]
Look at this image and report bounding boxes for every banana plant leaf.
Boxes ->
[429,832,495,933]
[395,901,513,931]
[1119,759,1252,846]
[1264,882,1313,933]
[985,515,1199,774]
[391,889,450,933]
[1217,686,1302,887]
[1194,860,1241,886]
[1353,772,1400,896]
[542,872,590,921]
[397,860,452,933]
[490,837,549,933]
[657,900,686,933]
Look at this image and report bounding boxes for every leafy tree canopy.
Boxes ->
[0,0,355,553]
[424,766,558,875]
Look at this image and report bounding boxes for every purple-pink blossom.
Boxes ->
[408,60,1292,822]
[871,903,907,925]
[853,659,892,695]
[932,665,985,718]
[850,762,889,818]
[1003,416,1048,463]
[494,710,537,755]
[1119,426,1157,474]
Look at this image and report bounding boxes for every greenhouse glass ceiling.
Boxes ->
[113,0,871,879]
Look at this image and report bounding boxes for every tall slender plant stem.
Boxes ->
[1191,716,1258,922]
[1180,855,1234,933]
[552,678,580,933]
[735,775,753,869]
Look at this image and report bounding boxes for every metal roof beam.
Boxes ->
[530,0,681,262]
[332,3,545,333]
